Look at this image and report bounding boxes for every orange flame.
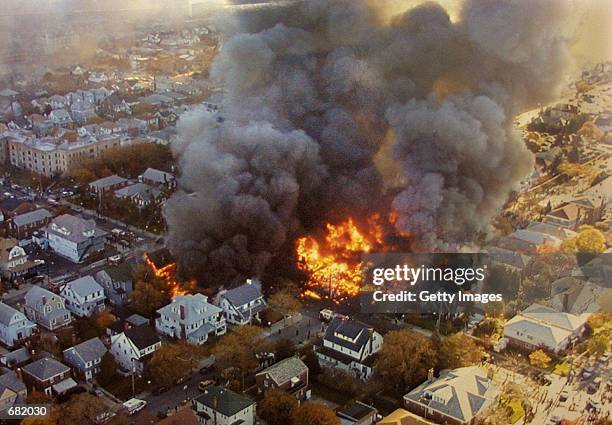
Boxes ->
[296,216,384,303]
[143,253,190,297]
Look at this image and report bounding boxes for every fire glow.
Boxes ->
[297,216,385,303]
[143,253,190,297]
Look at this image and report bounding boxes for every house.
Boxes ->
[106,314,149,337]
[49,109,73,127]
[24,286,72,330]
[70,97,96,124]
[378,408,436,425]
[110,325,161,374]
[315,317,382,380]
[549,277,607,314]
[155,294,226,345]
[114,183,163,208]
[403,366,499,425]
[1,347,32,369]
[503,303,590,353]
[49,95,68,110]
[94,263,133,306]
[0,370,27,415]
[88,175,129,195]
[101,94,131,117]
[61,275,106,317]
[21,357,77,397]
[46,214,107,263]
[495,229,561,255]
[140,168,176,190]
[217,279,267,325]
[0,303,36,348]
[8,208,53,239]
[337,401,378,425]
[544,199,605,230]
[0,238,38,282]
[192,386,256,425]
[63,337,107,382]
[255,356,309,400]
[580,254,612,286]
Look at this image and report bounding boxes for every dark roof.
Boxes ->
[124,325,160,350]
[103,263,132,282]
[194,386,255,417]
[324,317,371,352]
[22,357,69,380]
[222,282,263,307]
[337,401,377,422]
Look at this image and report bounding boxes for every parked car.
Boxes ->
[122,398,147,416]
[198,380,214,391]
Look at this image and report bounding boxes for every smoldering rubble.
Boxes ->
[165,0,575,283]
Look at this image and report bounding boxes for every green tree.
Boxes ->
[587,333,610,356]
[97,352,121,387]
[274,338,297,361]
[375,329,438,394]
[268,285,303,325]
[438,333,486,370]
[292,403,340,425]
[257,389,298,425]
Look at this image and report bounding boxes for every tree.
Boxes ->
[587,333,610,356]
[274,338,297,361]
[375,329,438,394]
[55,393,106,425]
[529,350,551,369]
[130,280,167,317]
[257,389,298,425]
[301,348,321,377]
[268,286,302,325]
[438,333,486,370]
[212,325,266,389]
[27,390,50,404]
[94,311,115,331]
[146,343,196,386]
[97,352,121,387]
[292,403,340,425]
[562,226,606,254]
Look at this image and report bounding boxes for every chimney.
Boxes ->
[427,368,434,382]
[41,295,46,305]
[180,304,186,321]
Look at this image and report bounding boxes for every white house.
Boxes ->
[109,325,161,374]
[155,294,226,345]
[49,109,73,127]
[503,303,590,353]
[46,214,107,263]
[61,275,106,317]
[0,302,36,348]
[315,317,382,380]
[192,386,256,425]
[24,286,72,330]
[217,279,267,325]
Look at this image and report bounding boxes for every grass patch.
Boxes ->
[553,361,571,377]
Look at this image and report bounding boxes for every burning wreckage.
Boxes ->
[162,0,576,302]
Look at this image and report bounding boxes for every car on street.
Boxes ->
[152,386,168,396]
[122,398,147,415]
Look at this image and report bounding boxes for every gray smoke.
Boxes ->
[165,0,575,282]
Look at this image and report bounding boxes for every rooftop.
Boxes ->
[22,357,70,381]
[194,386,255,417]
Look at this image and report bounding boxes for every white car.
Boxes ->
[122,398,147,415]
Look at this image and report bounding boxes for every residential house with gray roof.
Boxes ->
[140,168,176,190]
[24,286,72,330]
[255,356,309,400]
[61,275,106,317]
[192,386,256,425]
[217,279,267,325]
[94,263,133,306]
[88,175,129,194]
[21,357,76,397]
[315,317,382,380]
[114,183,163,208]
[46,214,107,263]
[109,325,161,374]
[0,370,27,414]
[0,347,31,369]
[155,294,226,345]
[9,208,53,239]
[503,303,590,353]
[63,337,107,382]
[0,302,36,348]
[404,366,499,425]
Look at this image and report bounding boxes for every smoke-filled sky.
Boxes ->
[164,0,609,283]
